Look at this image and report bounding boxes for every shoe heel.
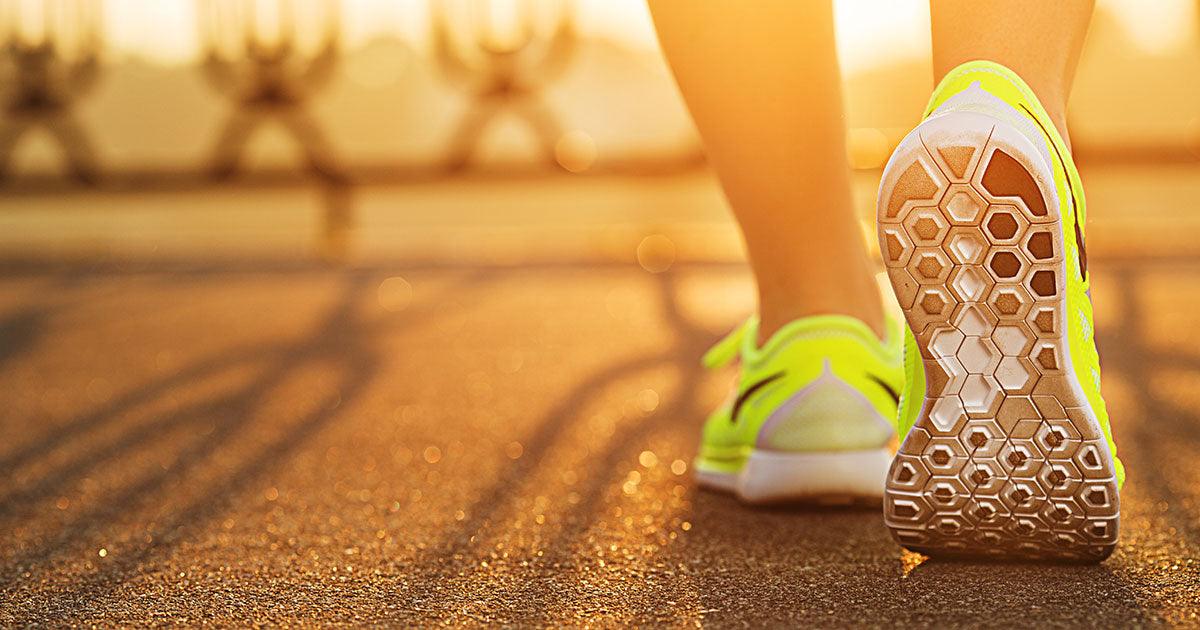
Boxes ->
[877,111,1119,562]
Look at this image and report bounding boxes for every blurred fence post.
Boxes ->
[0,0,102,185]
[432,0,577,171]
[199,0,352,260]
[199,0,344,182]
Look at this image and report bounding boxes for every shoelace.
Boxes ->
[702,317,757,369]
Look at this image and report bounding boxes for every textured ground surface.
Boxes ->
[1,255,1199,627]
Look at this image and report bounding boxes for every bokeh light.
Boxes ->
[554,130,597,173]
[377,277,414,312]
[636,234,676,273]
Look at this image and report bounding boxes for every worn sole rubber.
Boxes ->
[877,111,1120,562]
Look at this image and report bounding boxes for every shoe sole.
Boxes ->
[695,448,891,505]
[877,111,1120,561]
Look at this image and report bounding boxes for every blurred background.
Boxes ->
[5,1,1200,624]
[2,0,1200,264]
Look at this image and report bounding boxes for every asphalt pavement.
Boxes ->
[1,255,1198,626]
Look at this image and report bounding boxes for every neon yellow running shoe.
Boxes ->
[878,61,1122,561]
[694,314,903,504]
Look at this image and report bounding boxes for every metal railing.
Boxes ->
[0,0,101,183]
[4,0,1195,193]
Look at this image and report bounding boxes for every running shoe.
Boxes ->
[695,314,903,503]
[877,60,1123,561]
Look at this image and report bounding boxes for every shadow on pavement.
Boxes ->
[0,269,484,623]
[1,258,1197,625]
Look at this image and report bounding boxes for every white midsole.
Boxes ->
[695,448,891,504]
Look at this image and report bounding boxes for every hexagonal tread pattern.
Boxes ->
[877,113,1119,562]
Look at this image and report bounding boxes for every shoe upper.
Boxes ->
[898,60,1124,487]
[695,314,904,474]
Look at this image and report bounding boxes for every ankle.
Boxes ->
[1016,79,1073,150]
[757,291,885,346]
[1036,93,1075,151]
[1048,110,1073,152]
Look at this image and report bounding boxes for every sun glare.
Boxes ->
[102,0,199,64]
[65,0,1200,68]
[832,0,928,72]
[1099,0,1197,54]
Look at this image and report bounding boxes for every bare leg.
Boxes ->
[930,0,1094,147]
[648,0,884,341]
